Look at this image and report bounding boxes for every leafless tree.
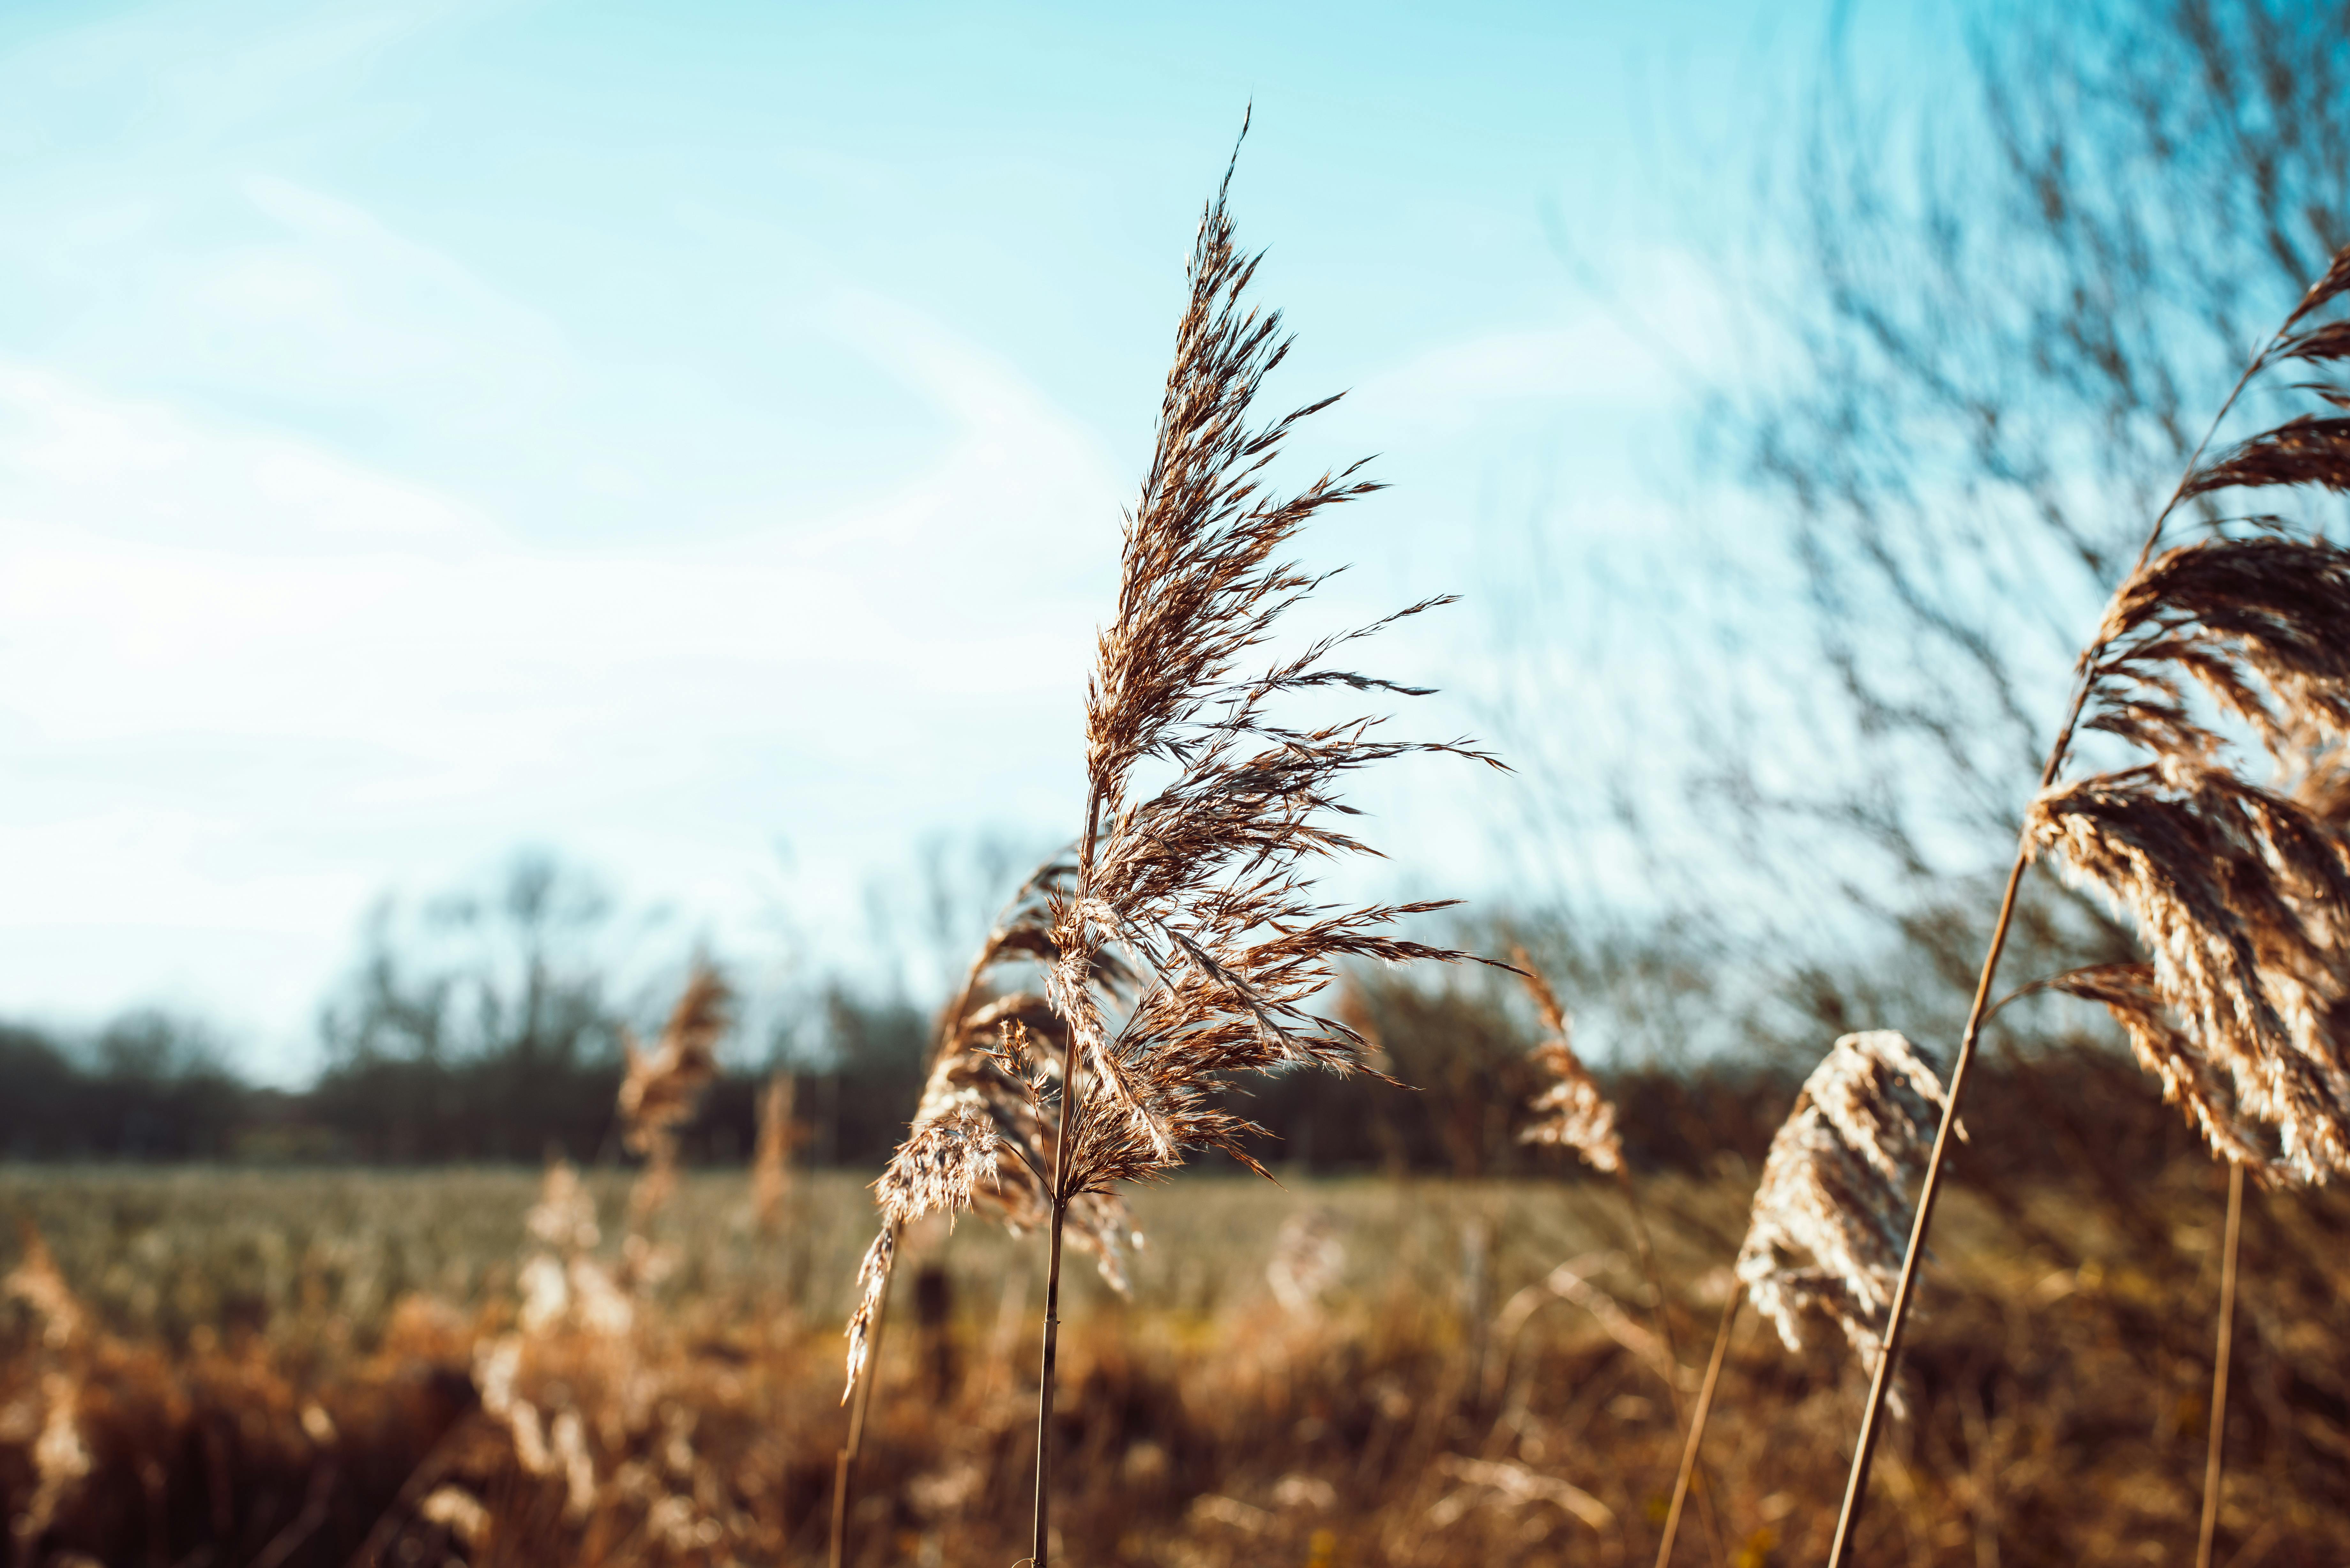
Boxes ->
[1513,0,2350,1060]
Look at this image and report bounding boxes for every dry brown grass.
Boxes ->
[0,1163,2344,1566]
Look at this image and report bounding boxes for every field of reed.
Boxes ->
[0,1161,2344,1566]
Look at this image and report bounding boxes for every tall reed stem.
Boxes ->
[1029,1189,1070,1564]
[1029,796,1101,1568]
[829,1223,898,1568]
[1656,1288,1740,1568]
[1823,845,2025,1565]
[2195,1159,2245,1568]
[1823,319,2281,1568]
[1618,1173,1725,1568]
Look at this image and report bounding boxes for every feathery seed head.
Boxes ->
[4,1225,86,1352]
[1513,949,1624,1175]
[842,855,1145,1391]
[525,1159,602,1254]
[1034,141,1503,1199]
[1736,1031,1950,1409]
[750,1072,798,1233]
[2026,252,2350,1185]
[841,1226,895,1402]
[617,965,731,1155]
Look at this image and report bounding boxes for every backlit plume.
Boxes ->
[2021,252,2350,1186]
[1736,1030,1951,1406]
[844,858,1141,1396]
[1513,949,1623,1175]
[1035,134,1502,1205]
[618,965,732,1218]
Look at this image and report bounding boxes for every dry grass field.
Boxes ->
[1,1162,2344,1566]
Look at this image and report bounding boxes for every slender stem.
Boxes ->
[829,1223,898,1568]
[1028,787,1103,1567]
[1825,842,2028,1567]
[1656,1289,1740,1568]
[1031,1195,1070,1567]
[2196,1160,2245,1568]
[1618,1172,1726,1568]
[1824,308,2296,1568]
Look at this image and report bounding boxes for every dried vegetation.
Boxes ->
[0,1159,2345,1565]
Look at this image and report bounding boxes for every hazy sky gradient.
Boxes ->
[0,0,1888,1078]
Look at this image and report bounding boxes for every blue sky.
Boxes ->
[0,0,1900,1079]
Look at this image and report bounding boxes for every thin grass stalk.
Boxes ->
[837,852,1125,1565]
[829,1222,898,1568]
[2195,1159,2245,1568]
[1822,294,2292,1568]
[1822,848,2025,1564]
[1029,1193,1068,1568]
[1029,802,1100,1568]
[1656,1288,1740,1568]
[1616,1171,1726,1568]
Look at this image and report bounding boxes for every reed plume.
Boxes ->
[832,855,1141,1568]
[1655,1033,1948,1568]
[1515,952,1624,1174]
[1826,245,2350,1564]
[3,1225,85,1354]
[1734,1031,1950,1396]
[840,856,1140,1399]
[5,1225,90,1560]
[837,124,1495,1568]
[1038,134,1498,1196]
[1012,122,1498,1564]
[617,965,732,1220]
[750,1071,797,1235]
[2025,577,2350,1182]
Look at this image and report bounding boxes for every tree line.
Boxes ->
[0,924,2209,1187]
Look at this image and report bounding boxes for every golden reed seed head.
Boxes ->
[617,965,732,1156]
[843,856,1145,1394]
[2024,359,2350,1184]
[1513,948,1624,1176]
[841,1225,895,1402]
[874,1102,1001,1231]
[750,1072,797,1234]
[1736,1031,1951,1411]
[845,142,1495,1394]
[2018,255,2350,1183]
[1030,143,1501,1201]
[4,1224,87,1353]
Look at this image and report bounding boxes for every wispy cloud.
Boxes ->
[0,274,1118,1071]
